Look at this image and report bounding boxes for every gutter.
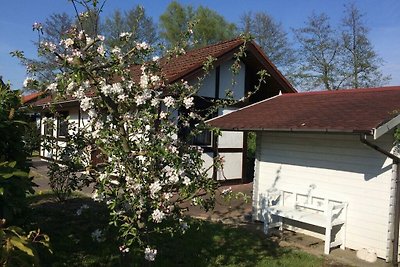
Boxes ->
[360,134,400,265]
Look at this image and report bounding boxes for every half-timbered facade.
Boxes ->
[26,38,295,183]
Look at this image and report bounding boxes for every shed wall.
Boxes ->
[253,132,393,258]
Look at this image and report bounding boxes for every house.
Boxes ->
[208,86,400,262]
[26,37,295,183]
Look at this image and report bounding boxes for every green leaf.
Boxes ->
[9,236,34,256]
[11,170,29,178]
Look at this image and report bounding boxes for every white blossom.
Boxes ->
[47,82,57,92]
[110,179,120,186]
[80,97,92,111]
[151,98,159,107]
[88,109,96,120]
[66,56,74,63]
[119,245,129,253]
[86,37,94,45]
[117,94,128,102]
[111,47,121,54]
[151,209,165,223]
[183,177,191,186]
[119,32,132,38]
[32,22,42,31]
[66,81,75,93]
[62,38,74,48]
[41,41,56,52]
[136,41,149,50]
[72,49,82,57]
[221,187,232,195]
[97,45,105,56]
[163,192,173,200]
[144,247,157,261]
[111,83,123,94]
[135,94,147,106]
[159,111,167,119]
[78,30,85,40]
[97,35,105,41]
[100,83,112,96]
[183,97,194,109]
[168,173,179,184]
[149,181,162,198]
[163,96,175,108]
[150,75,160,84]
[99,173,108,181]
[140,73,148,89]
[23,77,35,88]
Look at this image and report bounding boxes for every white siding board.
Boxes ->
[219,60,245,100]
[201,152,214,178]
[254,131,393,258]
[218,108,244,149]
[218,152,242,180]
[196,70,216,98]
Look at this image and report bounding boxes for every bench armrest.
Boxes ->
[330,202,348,211]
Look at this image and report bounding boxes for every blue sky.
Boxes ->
[1,0,399,89]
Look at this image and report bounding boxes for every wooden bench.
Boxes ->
[262,188,348,255]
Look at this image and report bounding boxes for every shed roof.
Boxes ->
[26,37,295,107]
[208,86,400,139]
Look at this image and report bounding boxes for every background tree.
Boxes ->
[240,12,296,78]
[20,13,73,83]
[102,6,158,50]
[159,1,236,47]
[293,13,344,90]
[159,1,193,47]
[341,3,390,88]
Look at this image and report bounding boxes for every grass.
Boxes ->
[23,193,326,267]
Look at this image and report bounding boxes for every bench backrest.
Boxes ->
[267,189,346,215]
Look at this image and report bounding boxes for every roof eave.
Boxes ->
[210,126,373,135]
[373,113,400,140]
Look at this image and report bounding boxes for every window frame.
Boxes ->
[57,111,69,138]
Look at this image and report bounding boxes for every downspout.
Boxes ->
[360,134,400,265]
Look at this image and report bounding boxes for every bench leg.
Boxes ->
[263,210,271,235]
[263,220,269,235]
[324,226,332,255]
[340,224,346,250]
[278,216,283,231]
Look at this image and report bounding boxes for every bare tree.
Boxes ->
[240,12,296,77]
[293,13,344,90]
[341,3,390,88]
[102,6,158,50]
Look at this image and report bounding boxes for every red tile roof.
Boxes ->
[208,86,400,136]
[28,37,295,107]
[161,38,245,83]
[22,92,42,104]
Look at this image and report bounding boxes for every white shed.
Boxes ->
[208,86,400,263]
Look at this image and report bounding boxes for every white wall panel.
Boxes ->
[254,131,393,259]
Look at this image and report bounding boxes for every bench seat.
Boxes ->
[263,189,348,255]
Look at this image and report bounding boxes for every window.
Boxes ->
[57,111,69,138]
[43,114,54,136]
[192,130,212,146]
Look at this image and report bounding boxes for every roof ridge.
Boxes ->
[283,86,400,97]
[185,37,244,53]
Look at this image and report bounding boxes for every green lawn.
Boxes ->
[25,194,327,267]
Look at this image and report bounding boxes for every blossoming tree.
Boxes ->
[15,0,259,263]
